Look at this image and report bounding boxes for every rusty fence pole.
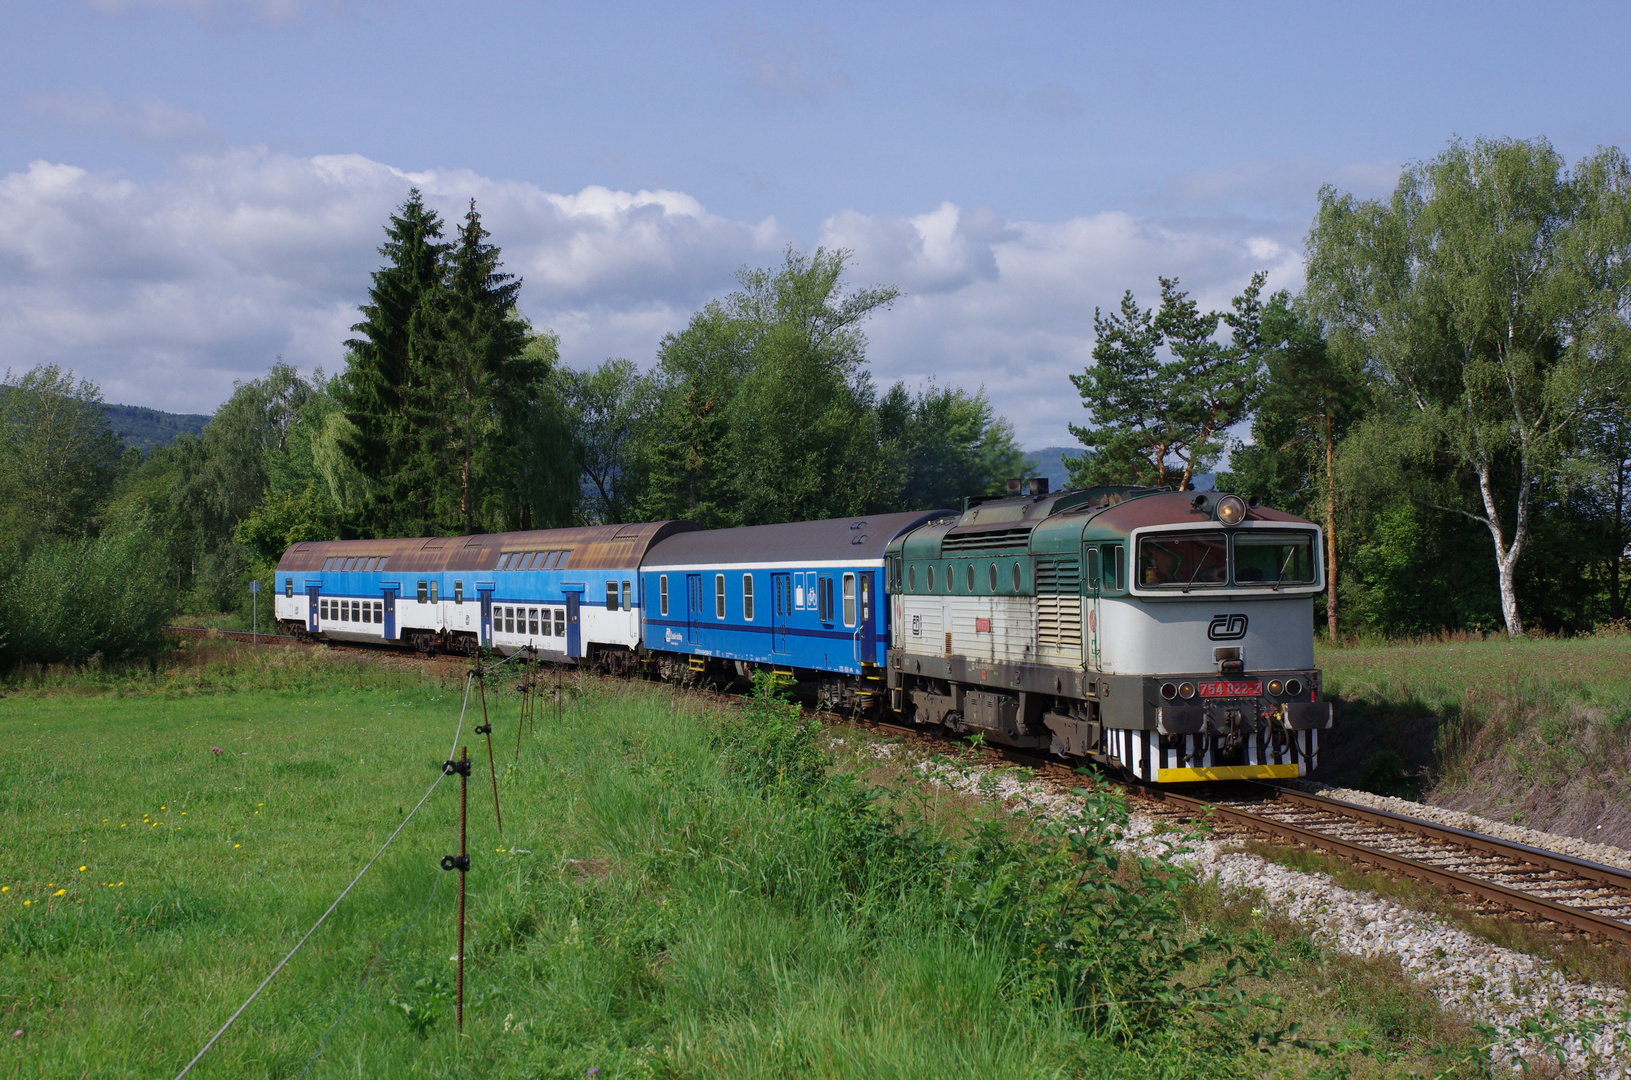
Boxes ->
[439,748,472,1033]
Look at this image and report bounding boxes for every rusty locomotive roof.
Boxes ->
[1084,491,1312,534]
[277,520,702,575]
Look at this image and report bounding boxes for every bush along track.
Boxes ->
[914,745,1631,1077]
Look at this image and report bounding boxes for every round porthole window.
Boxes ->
[1012,562,1022,591]
[927,565,936,591]
[909,565,916,591]
[966,564,975,592]
[989,563,998,591]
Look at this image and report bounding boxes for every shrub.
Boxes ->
[0,522,176,666]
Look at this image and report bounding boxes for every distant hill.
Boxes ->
[104,403,211,452]
[1018,446,1214,492]
[1020,446,1083,492]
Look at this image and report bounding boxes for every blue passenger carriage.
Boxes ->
[273,522,696,664]
[638,512,948,708]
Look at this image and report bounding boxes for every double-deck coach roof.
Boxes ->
[642,511,953,569]
[277,521,700,575]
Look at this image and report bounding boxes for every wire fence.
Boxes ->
[172,650,530,1080]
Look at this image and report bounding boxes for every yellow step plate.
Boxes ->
[1156,764,1301,783]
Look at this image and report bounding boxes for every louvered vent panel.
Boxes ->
[941,528,1032,553]
[1035,557,1082,655]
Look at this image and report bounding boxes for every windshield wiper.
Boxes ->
[1181,547,1216,594]
[1270,546,1299,592]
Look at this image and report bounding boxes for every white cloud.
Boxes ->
[0,146,1337,446]
[0,149,783,413]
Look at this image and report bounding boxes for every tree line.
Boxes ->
[1071,137,1631,638]
[0,195,1022,665]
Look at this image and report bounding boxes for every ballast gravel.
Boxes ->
[888,747,1631,1077]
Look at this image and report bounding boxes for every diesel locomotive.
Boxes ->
[273,481,1328,782]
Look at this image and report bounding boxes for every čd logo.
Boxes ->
[1207,613,1249,640]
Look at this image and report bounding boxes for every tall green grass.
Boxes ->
[1,646,1489,1078]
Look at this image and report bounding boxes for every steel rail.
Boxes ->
[1141,786,1631,945]
[1249,783,1631,893]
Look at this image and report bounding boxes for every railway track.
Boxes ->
[164,625,302,645]
[169,625,1631,949]
[1131,782,1631,947]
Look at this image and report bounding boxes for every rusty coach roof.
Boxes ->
[642,511,953,568]
[277,520,701,575]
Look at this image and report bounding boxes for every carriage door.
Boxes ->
[771,573,791,654]
[686,574,703,644]
[381,586,398,642]
[564,591,582,658]
[306,585,321,633]
[478,587,493,647]
[1085,547,1102,670]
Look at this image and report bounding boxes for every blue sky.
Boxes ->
[2,1,1628,446]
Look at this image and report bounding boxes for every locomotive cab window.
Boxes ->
[842,573,856,627]
[1138,533,1227,588]
[1104,545,1124,592]
[1234,531,1316,586]
[659,574,669,616]
[742,574,754,621]
[1086,548,1101,591]
[606,582,619,612]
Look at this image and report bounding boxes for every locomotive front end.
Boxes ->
[885,486,1329,783]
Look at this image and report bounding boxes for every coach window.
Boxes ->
[859,575,870,620]
[554,609,565,636]
[322,557,333,571]
[454,581,464,604]
[557,551,571,569]
[842,574,856,627]
[715,574,726,619]
[606,582,619,612]
[742,574,755,621]
[377,557,389,571]
[622,581,632,610]
[529,608,540,635]
[285,578,293,598]
[659,574,669,616]
[429,581,439,603]
[417,581,428,603]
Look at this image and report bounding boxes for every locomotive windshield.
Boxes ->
[1139,533,1228,587]
[1137,529,1317,589]
[1233,531,1316,585]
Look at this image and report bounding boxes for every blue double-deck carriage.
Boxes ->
[273,521,697,663]
[638,511,948,703]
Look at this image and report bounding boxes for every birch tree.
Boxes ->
[1307,137,1631,635]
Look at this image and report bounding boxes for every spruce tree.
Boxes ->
[338,189,449,534]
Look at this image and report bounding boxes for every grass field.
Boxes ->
[2,641,1492,1078]
[1315,634,1631,844]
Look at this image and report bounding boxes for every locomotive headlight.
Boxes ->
[1160,682,1177,700]
[1267,679,1284,696]
[1216,494,1247,526]
[1178,681,1195,699]
[1285,678,1304,697]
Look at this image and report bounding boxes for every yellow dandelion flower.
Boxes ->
[102,819,109,823]
[160,806,166,810]
[120,824,126,828]
[52,889,65,897]
[78,866,86,872]
[22,900,29,906]
[117,881,123,886]
[234,844,241,849]
[2,886,8,892]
